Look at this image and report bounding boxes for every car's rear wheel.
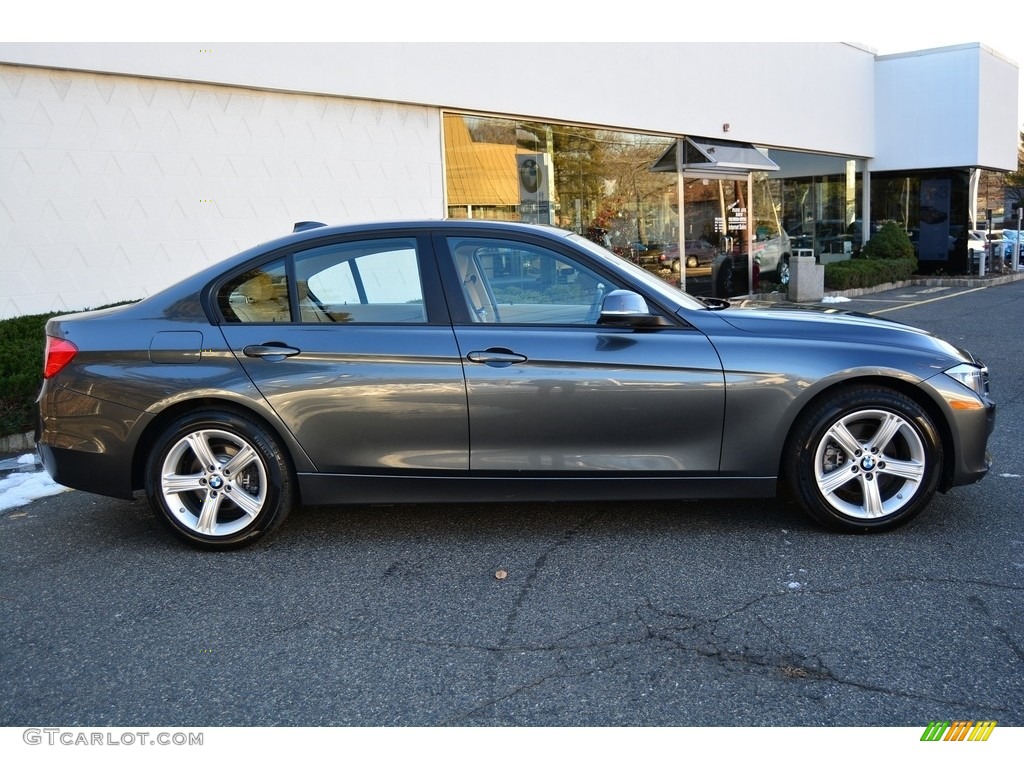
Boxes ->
[145,408,295,549]
[785,387,942,532]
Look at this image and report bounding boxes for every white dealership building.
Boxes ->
[0,42,1018,318]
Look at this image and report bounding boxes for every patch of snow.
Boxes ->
[17,453,36,465]
[998,473,1021,478]
[0,469,69,512]
[787,582,802,590]
[821,296,851,304]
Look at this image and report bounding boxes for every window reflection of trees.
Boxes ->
[446,114,676,258]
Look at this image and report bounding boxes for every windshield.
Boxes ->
[567,233,708,311]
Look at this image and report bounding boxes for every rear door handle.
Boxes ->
[243,343,301,361]
[466,348,528,367]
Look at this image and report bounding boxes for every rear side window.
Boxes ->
[294,238,426,323]
[219,259,290,323]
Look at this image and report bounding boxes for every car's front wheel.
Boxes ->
[776,256,790,285]
[785,387,942,532]
[714,256,734,297]
[145,408,295,549]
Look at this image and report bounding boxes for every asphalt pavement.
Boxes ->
[1,279,1022,734]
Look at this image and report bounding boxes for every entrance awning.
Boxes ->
[651,137,779,177]
[651,137,779,297]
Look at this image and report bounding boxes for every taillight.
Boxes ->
[44,337,78,379]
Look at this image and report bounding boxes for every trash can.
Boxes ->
[788,255,824,302]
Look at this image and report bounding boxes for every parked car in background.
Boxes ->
[967,230,986,264]
[997,229,1023,262]
[787,219,865,258]
[750,231,793,283]
[656,239,718,271]
[37,219,994,549]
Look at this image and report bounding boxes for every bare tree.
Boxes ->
[1001,130,1024,213]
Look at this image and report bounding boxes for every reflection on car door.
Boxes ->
[216,235,469,473]
[438,234,725,474]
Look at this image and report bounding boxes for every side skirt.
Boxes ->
[297,474,778,506]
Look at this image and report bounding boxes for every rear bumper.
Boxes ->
[36,384,146,500]
[37,443,136,500]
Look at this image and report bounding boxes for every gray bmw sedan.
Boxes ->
[36,220,994,549]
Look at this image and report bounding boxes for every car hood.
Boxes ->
[689,300,975,363]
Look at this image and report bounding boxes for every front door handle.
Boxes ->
[466,348,528,367]
[243,343,301,361]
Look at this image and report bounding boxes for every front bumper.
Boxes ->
[940,392,995,491]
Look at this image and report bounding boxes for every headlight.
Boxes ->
[944,362,989,398]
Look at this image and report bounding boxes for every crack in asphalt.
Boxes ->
[496,510,607,648]
[969,594,1024,665]
[266,564,1022,725]
[432,615,1018,725]
[346,583,1022,724]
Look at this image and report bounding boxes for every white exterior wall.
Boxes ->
[1,42,878,157]
[0,64,443,318]
[873,44,1018,171]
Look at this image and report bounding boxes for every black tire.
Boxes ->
[784,386,942,533]
[144,408,295,549]
[776,256,791,285]
[714,257,734,297]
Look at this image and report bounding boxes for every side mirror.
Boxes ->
[598,290,668,328]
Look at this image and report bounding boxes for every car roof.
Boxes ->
[282,217,571,241]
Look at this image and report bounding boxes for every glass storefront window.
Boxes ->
[443,113,866,292]
[444,113,677,265]
[779,159,862,259]
[869,169,971,273]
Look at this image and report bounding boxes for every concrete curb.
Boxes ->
[746,268,1024,303]
[0,431,35,456]
[824,268,1024,299]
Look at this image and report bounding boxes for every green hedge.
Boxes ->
[825,222,918,290]
[824,258,918,290]
[0,312,54,437]
[860,221,915,261]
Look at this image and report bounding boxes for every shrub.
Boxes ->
[823,222,918,291]
[824,258,917,290]
[0,312,53,437]
[861,221,916,263]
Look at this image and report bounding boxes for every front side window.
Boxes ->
[447,237,622,325]
[294,238,426,323]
